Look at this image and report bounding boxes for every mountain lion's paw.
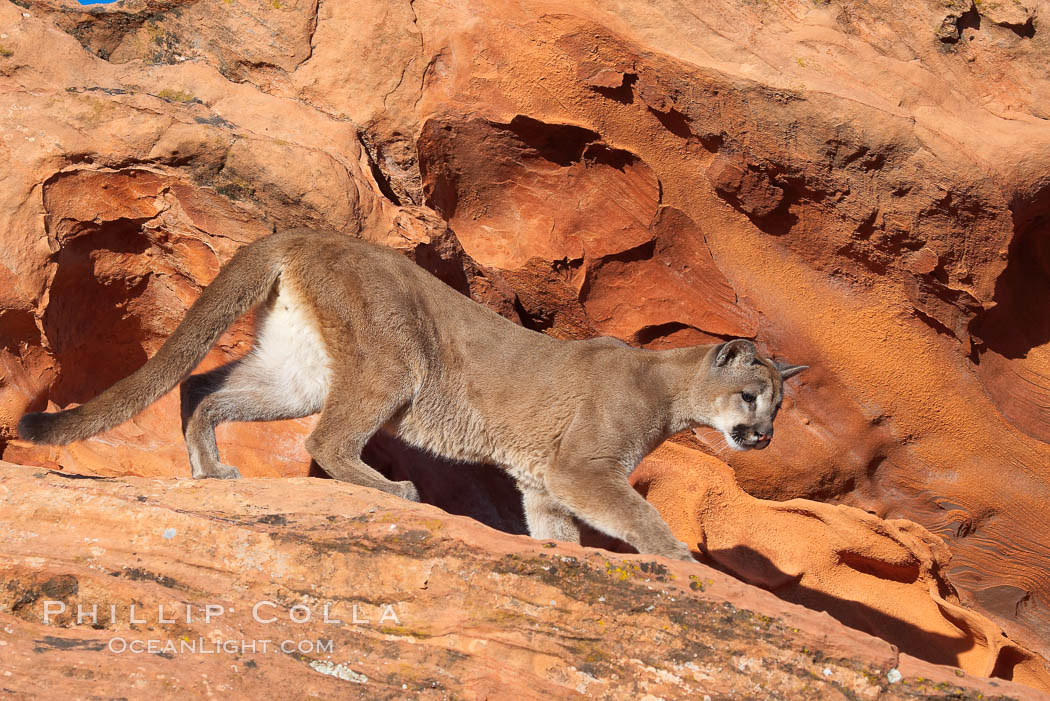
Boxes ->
[398,481,420,502]
[668,541,697,562]
[204,463,242,480]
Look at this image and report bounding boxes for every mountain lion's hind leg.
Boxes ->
[180,359,319,479]
[521,485,580,543]
[305,372,420,502]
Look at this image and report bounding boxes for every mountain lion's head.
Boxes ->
[703,339,806,451]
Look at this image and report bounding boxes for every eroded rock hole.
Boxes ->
[499,116,600,167]
[970,192,1050,443]
[41,222,154,406]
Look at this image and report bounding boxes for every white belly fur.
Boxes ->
[250,283,333,415]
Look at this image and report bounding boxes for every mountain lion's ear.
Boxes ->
[774,360,808,381]
[715,339,756,367]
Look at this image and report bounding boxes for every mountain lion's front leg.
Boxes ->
[521,485,581,543]
[545,460,694,562]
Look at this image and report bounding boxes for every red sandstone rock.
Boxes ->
[706,155,786,220]
[631,443,1050,692]
[1,0,1050,695]
[1,461,1044,700]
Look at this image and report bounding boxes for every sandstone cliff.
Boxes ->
[1,0,1050,696]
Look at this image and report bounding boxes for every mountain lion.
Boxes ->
[19,231,806,561]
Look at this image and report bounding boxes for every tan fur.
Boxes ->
[18,231,806,561]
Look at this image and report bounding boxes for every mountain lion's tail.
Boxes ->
[18,235,285,445]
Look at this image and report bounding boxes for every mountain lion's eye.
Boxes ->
[741,391,755,404]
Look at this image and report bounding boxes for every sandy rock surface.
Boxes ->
[2,0,1050,695]
[631,444,1050,692]
[1,461,1045,700]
